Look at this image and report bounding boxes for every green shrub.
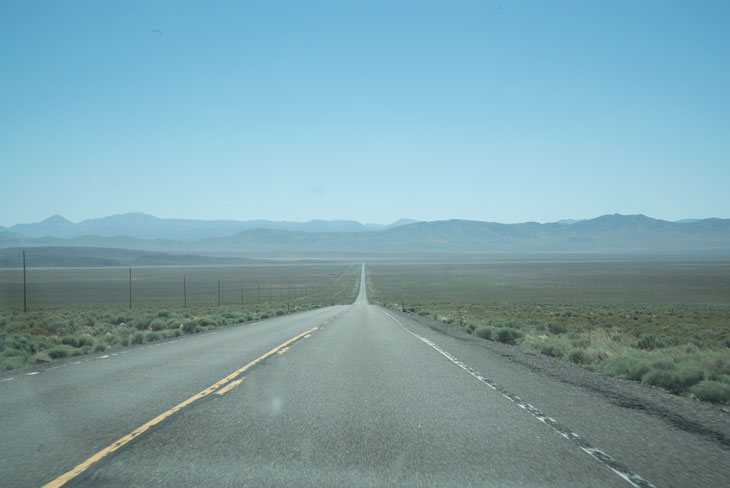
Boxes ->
[2,347,27,357]
[146,332,161,342]
[47,345,75,359]
[702,354,730,380]
[601,355,652,381]
[77,335,95,347]
[474,326,494,340]
[157,310,170,318]
[149,319,167,331]
[61,336,79,348]
[48,320,72,335]
[94,343,107,352]
[651,359,675,371]
[132,318,150,331]
[568,348,589,364]
[548,323,567,335]
[540,344,565,358]
[275,309,285,316]
[182,320,197,334]
[1,356,26,370]
[110,315,129,326]
[570,337,591,349]
[131,332,145,345]
[691,381,730,404]
[642,367,704,394]
[496,328,522,345]
[637,334,666,350]
[9,334,38,354]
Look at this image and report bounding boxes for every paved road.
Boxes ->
[1,265,728,487]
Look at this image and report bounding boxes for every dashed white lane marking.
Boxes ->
[0,339,191,384]
[382,310,655,488]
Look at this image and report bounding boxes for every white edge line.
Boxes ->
[382,309,654,488]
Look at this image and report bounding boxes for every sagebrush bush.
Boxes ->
[641,367,704,394]
[568,348,589,364]
[149,319,167,331]
[474,326,495,340]
[548,323,567,335]
[601,355,652,381]
[132,318,150,331]
[8,334,38,354]
[637,334,666,350]
[691,381,730,404]
[496,328,522,345]
[182,320,197,334]
[540,344,565,358]
[46,345,76,359]
[1,356,26,370]
[61,336,79,348]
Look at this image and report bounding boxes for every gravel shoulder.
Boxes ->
[395,308,730,449]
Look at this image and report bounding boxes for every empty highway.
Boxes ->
[1,265,728,487]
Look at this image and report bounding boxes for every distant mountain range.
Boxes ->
[0,247,249,268]
[4,213,419,240]
[1,214,729,256]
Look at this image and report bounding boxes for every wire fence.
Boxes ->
[0,263,359,311]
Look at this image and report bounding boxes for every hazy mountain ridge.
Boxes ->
[2,214,729,255]
[6,213,419,239]
[0,247,249,268]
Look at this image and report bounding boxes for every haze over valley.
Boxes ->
[1,213,729,259]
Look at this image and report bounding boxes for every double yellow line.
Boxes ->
[43,326,319,488]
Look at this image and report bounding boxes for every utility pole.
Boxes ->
[22,250,27,313]
[241,283,244,305]
[183,275,187,308]
[129,268,132,309]
[218,279,221,306]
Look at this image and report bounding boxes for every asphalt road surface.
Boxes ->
[1,265,728,487]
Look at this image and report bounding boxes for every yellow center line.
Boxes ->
[277,347,291,355]
[42,326,319,488]
[215,378,245,396]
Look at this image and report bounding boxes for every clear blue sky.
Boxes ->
[1,0,729,227]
